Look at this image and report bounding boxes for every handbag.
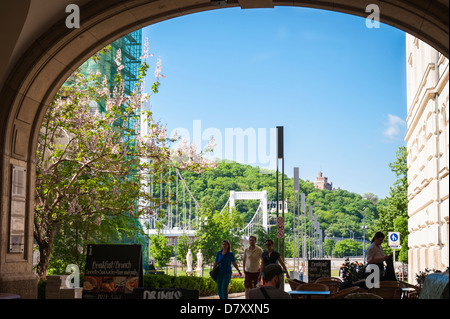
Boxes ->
[210,253,224,281]
[210,265,219,281]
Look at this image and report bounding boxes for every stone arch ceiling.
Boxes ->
[1,0,449,87]
[0,0,448,161]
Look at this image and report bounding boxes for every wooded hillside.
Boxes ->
[176,160,383,241]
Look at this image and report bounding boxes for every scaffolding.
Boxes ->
[77,30,149,269]
[80,29,142,113]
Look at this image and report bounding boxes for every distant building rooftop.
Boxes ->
[315,172,333,191]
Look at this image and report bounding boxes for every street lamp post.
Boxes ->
[293,167,299,275]
[199,216,208,277]
[362,207,367,263]
[276,126,284,256]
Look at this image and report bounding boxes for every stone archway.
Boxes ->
[0,0,448,298]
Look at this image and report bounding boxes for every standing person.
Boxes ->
[243,236,263,299]
[259,239,290,284]
[298,261,304,282]
[366,232,390,283]
[249,264,292,299]
[339,263,345,280]
[213,240,242,299]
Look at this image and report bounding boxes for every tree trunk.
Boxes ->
[35,226,56,280]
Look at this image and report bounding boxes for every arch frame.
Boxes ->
[0,0,448,297]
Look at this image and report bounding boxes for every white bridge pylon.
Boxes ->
[229,190,268,232]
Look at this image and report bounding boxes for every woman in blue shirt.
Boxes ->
[213,240,242,299]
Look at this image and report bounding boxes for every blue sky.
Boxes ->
[141,6,407,199]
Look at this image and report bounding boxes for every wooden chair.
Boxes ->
[287,279,303,291]
[296,283,330,291]
[315,277,342,283]
[314,280,341,293]
[369,286,402,299]
[326,286,361,299]
[344,292,383,299]
[379,280,402,287]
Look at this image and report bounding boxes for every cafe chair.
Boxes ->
[296,283,329,291]
[314,279,341,293]
[326,286,361,299]
[378,280,421,299]
[369,286,402,299]
[344,292,383,299]
[287,279,304,291]
[379,280,402,287]
[315,277,342,283]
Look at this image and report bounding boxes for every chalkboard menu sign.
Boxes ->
[133,288,199,299]
[82,244,143,299]
[307,260,331,283]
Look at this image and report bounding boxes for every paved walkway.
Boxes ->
[200,283,292,299]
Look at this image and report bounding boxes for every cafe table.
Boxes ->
[288,290,331,299]
[0,293,20,299]
[401,287,416,299]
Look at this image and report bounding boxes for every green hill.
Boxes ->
[174,160,382,241]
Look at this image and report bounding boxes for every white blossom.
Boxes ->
[154,57,166,80]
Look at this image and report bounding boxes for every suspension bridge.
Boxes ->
[144,168,271,244]
[143,170,324,260]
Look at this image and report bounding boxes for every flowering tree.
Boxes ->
[34,44,216,279]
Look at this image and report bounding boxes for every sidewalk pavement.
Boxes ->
[200,282,292,299]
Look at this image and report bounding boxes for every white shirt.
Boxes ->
[243,245,263,272]
[367,242,384,264]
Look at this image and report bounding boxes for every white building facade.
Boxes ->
[405,34,449,283]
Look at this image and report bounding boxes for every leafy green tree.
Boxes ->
[323,238,336,257]
[394,216,409,262]
[334,239,361,258]
[363,192,379,205]
[176,233,192,270]
[193,198,243,266]
[371,146,408,262]
[149,229,173,268]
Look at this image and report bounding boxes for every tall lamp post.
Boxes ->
[198,216,208,277]
[293,167,298,275]
[275,126,285,290]
[276,126,284,256]
[362,207,367,263]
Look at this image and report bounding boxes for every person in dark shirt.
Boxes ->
[259,239,290,283]
[250,264,291,299]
